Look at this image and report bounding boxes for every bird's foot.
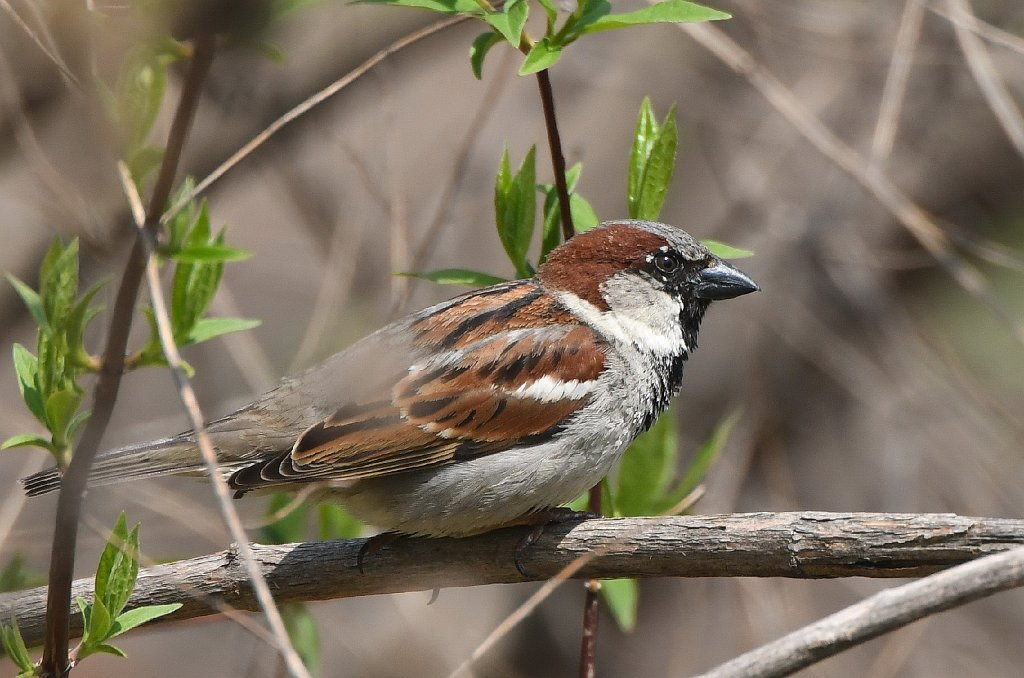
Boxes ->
[513,508,599,578]
[356,531,405,574]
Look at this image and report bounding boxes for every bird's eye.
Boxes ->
[652,251,680,274]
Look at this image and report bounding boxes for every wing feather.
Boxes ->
[228,282,607,493]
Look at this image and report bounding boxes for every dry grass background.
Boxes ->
[2,0,1024,675]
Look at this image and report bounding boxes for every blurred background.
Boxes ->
[2,0,1024,675]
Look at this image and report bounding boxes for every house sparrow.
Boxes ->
[23,220,758,538]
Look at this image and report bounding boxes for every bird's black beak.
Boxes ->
[695,259,760,301]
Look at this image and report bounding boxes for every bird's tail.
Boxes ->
[21,435,215,496]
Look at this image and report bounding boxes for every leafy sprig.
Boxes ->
[3,239,104,466]
[130,184,259,372]
[73,514,182,662]
[359,0,729,78]
[1,515,182,674]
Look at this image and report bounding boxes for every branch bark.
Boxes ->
[696,544,1024,678]
[4,512,1023,650]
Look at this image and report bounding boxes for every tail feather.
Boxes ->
[21,436,217,497]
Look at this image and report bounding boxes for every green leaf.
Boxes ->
[518,37,562,75]
[262,491,310,545]
[628,97,657,219]
[558,0,611,40]
[103,523,141,618]
[470,31,503,79]
[170,244,252,263]
[170,204,227,342]
[601,578,639,632]
[353,0,483,15]
[582,0,729,34]
[166,179,197,252]
[7,275,48,330]
[539,164,600,258]
[1,619,35,674]
[494,146,536,277]
[91,643,128,658]
[120,50,168,154]
[658,410,739,513]
[614,414,679,516]
[76,595,89,623]
[495,146,512,197]
[282,604,320,675]
[65,278,107,369]
[702,240,755,259]
[318,504,363,540]
[39,237,78,331]
[484,0,528,46]
[36,331,66,408]
[1,434,53,452]
[185,317,261,345]
[12,343,46,425]
[95,513,131,612]
[109,604,182,637]
[65,409,92,445]
[634,103,678,221]
[45,389,83,446]
[399,269,506,288]
[541,190,564,259]
[570,194,600,233]
[86,598,112,642]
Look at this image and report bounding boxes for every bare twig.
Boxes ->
[39,34,215,678]
[0,47,97,234]
[870,0,925,166]
[579,484,603,678]
[449,548,604,678]
[678,21,1024,347]
[7,513,1023,652]
[695,545,1024,678]
[930,3,1024,57]
[117,163,311,678]
[0,0,81,90]
[164,16,469,225]
[945,0,1024,160]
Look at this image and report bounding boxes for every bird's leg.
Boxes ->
[356,531,405,574]
[511,507,599,578]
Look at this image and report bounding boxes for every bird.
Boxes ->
[23,220,758,539]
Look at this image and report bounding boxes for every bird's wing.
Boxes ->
[228,282,607,491]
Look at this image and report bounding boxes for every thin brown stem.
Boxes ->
[38,33,215,678]
[535,68,575,242]
[578,483,604,678]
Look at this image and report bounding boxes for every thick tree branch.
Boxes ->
[4,512,1023,651]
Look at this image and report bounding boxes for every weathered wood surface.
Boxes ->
[4,512,1022,649]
